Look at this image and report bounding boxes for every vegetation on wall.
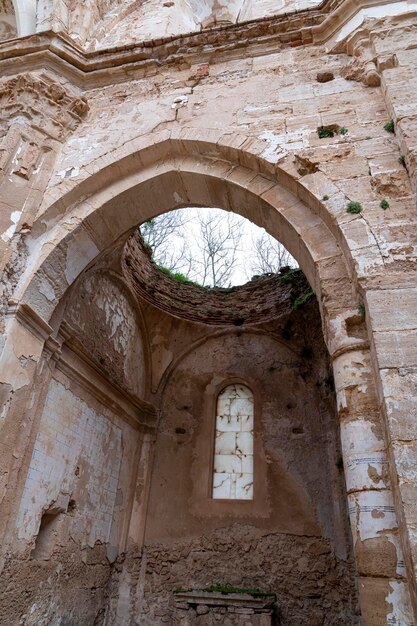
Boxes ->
[346,201,363,214]
[278,267,314,310]
[317,125,349,138]
[384,119,395,133]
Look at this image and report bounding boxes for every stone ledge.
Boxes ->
[0,0,412,87]
[173,590,276,625]
[174,590,275,610]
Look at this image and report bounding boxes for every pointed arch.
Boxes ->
[16,130,362,358]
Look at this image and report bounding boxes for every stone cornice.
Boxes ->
[0,0,412,89]
[57,321,157,433]
[6,304,157,430]
[174,590,276,610]
[9,301,54,342]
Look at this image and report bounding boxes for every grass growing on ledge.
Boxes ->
[174,584,275,597]
[278,267,315,311]
[292,287,314,310]
[278,267,304,284]
[157,265,205,288]
[158,267,188,283]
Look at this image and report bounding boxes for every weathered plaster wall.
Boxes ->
[147,311,344,545]
[0,371,143,626]
[65,270,147,396]
[0,264,154,626]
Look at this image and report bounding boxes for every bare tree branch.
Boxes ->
[140,210,190,270]
[247,230,293,277]
[140,207,294,287]
[189,211,245,287]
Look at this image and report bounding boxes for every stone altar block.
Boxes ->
[173,590,276,625]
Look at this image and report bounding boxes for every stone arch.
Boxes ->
[156,327,302,395]
[11,0,36,36]
[18,131,363,355]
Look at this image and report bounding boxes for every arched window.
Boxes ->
[212,383,254,500]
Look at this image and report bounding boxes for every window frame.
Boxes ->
[189,375,269,518]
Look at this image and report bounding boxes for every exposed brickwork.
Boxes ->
[123,232,311,326]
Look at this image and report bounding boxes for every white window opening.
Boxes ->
[212,384,254,500]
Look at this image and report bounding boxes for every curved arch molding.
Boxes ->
[17,132,360,359]
[11,0,36,36]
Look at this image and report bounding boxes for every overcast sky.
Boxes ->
[141,207,296,287]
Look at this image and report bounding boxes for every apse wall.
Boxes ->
[65,270,147,396]
[105,289,359,625]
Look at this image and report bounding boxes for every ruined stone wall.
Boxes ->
[109,529,358,626]
[0,1,417,623]
[0,269,154,626]
[43,39,411,232]
[1,247,359,625]
[123,232,308,326]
